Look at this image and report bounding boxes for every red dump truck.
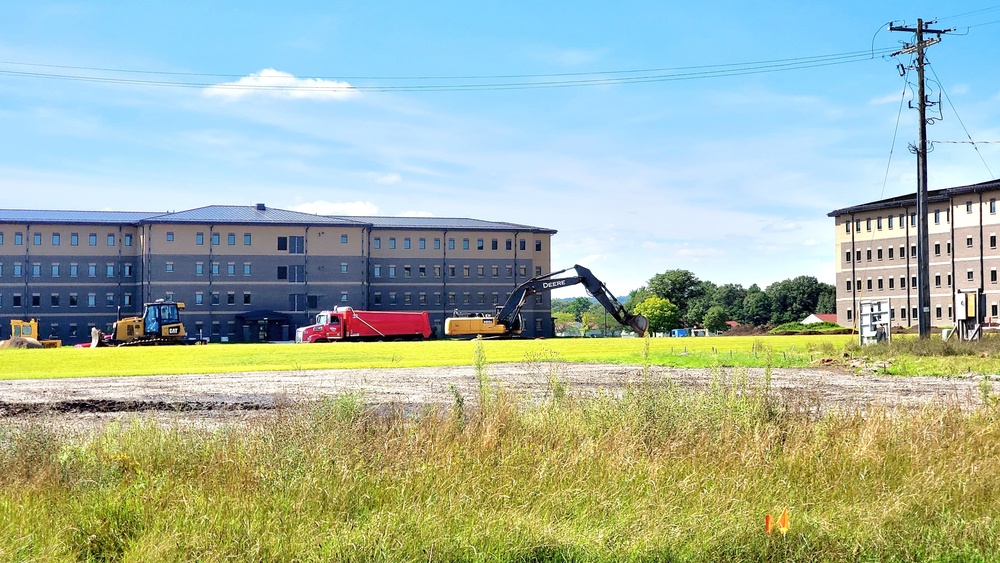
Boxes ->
[295,307,432,342]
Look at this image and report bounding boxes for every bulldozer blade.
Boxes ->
[629,314,650,337]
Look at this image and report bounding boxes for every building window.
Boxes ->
[404,237,411,249]
[520,239,526,251]
[227,292,236,305]
[124,233,133,246]
[846,280,852,291]
[227,263,236,276]
[911,245,917,257]
[934,210,941,224]
[389,237,396,250]
[947,242,951,254]
[388,266,396,278]
[491,239,498,250]
[69,294,78,307]
[70,233,79,246]
[196,263,204,276]
[50,293,59,307]
[88,263,96,277]
[211,232,220,246]
[341,263,348,273]
[477,238,484,250]
[289,236,304,254]
[877,248,883,261]
[51,264,59,277]
[289,265,305,283]
[106,294,115,307]
[448,238,455,250]
[536,266,542,276]
[243,263,252,276]
[196,232,205,245]
[211,262,220,276]
[935,306,942,319]
[244,233,252,246]
[124,294,132,306]
[374,237,381,249]
[462,266,469,278]
[166,262,174,273]
[374,292,382,305]
[967,201,974,213]
[373,265,381,278]
[968,270,975,281]
[88,294,96,307]
[277,236,288,251]
[124,263,133,277]
[866,279,872,291]
[434,238,441,250]
[434,266,442,278]
[910,213,916,226]
[390,292,398,305]
[419,293,427,305]
[70,263,78,277]
[866,218,872,231]
[866,249,872,261]
[211,292,220,305]
[288,294,307,311]
[912,276,917,288]
[934,242,940,255]
[89,233,97,246]
[340,292,349,303]
[32,263,40,278]
[405,293,413,305]
[244,292,252,305]
[992,199,997,214]
[463,238,470,250]
[900,308,906,319]
[477,265,484,276]
[341,234,348,244]
[228,233,236,245]
[419,238,426,250]
[935,274,941,287]
[196,292,204,305]
[448,265,456,277]
[166,232,174,242]
[967,236,974,248]
[419,265,426,277]
[888,247,894,259]
[51,233,60,246]
[888,215,894,229]
[992,234,997,249]
[106,264,115,277]
[877,278,883,290]
[889,277,894,289]
[992,269,997,284]
[32,233,42,245]
[403,265,411,278]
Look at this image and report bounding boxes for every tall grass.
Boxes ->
[2,367,999,560]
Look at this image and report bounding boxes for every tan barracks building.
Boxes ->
[828,178,1000,329]
[0,204,555,343]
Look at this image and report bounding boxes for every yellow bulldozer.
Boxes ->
[9,319,62,348]
[95,300,191,346]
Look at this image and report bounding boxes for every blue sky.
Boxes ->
[2,2,999,297]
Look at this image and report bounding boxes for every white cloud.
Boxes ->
[374,172,402,185]
[204,69,357,101]
[291,200,378,215]
[399,210,434,217]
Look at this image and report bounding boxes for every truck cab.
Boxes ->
[296,311,343,343]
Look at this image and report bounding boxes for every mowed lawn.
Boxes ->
[0,335,857,380]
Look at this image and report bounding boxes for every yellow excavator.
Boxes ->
[95,300,190,346]
[445,264,649,338]
[8,319,62,348]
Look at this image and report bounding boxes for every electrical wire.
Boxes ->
[929,65,997,179]
[0,48,900,93]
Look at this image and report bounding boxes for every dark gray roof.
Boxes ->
[0,209,159,225]
[348,215,557,233]
[144,205,364,226]
[828,179,1000,217]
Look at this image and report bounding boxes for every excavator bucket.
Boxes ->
[628,314,650,337]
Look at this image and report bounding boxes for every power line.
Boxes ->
[0,48,899,93]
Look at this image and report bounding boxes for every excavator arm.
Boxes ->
[445,265,648,337]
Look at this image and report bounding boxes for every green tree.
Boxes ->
[624,286,653,312]
[741,284,772,326]
[765,276,836,325]
[647,270,704,321]
[816,286,837,314]
[703,305,729,333]
[563,297,593,322]
[633,296,681,335]
[712,283,747,321]
[552,311,575,334]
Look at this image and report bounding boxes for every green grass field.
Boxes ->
[8,332,1000,379]
[1,335,858,380]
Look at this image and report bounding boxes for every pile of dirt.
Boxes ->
[0,337,42,349]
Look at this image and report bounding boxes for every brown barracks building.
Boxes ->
[0,204,556,343]
[828,179,1000,329]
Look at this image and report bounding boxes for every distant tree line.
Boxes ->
[552,269,836,335]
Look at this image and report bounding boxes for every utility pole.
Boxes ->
[890,19,952,338]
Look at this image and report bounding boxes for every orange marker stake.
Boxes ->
[776,507,790,536]
[765,514,773,535]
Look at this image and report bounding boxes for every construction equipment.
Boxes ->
[445,264,649,337]
[8,319,61,348]
[101,300,190,346]
[296,307,432,342]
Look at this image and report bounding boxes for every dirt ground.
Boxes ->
[0,363,991,429]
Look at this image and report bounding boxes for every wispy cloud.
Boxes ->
[374,172,402,185]
[291,200,378,215]
[204,69,357,101]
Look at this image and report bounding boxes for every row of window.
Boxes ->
[0,232,133,247]
[847,235,1000,264]
[845,267,1000,293]
[373,236,542,253]
[370,290,543,307]
[845,301,1000,323]
[174,231,254,246]
[0,262,133,279]
[372,264,540,279]
[847,202,999,233]
[3,292,133,309]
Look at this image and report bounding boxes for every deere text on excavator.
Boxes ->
[444,264,648,338]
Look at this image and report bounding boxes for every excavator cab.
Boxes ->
[109,300,187,345]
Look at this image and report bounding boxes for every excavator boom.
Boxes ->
[445,265,648,337]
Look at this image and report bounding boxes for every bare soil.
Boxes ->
[0,363,991,429]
